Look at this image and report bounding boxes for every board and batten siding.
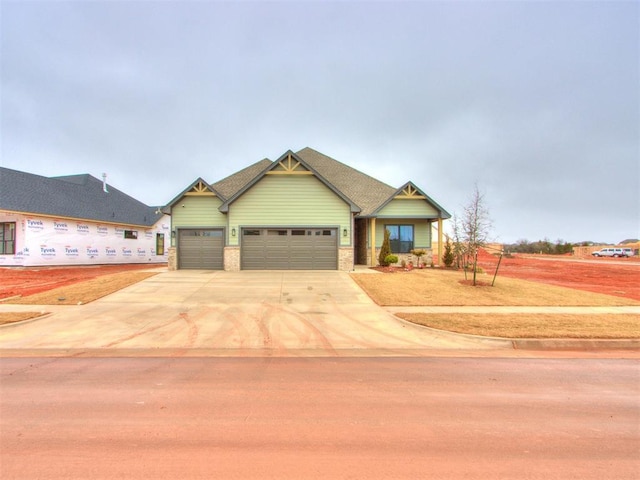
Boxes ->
[228,175,352,246]
[171,196,226,242]
[377,198,439,217]
[374,218,431,248]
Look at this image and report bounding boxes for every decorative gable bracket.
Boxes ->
[163,177,225,210]
[395,183,426,199]
[184,180,216,196]
[266,152,313,175]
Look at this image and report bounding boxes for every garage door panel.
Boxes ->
[241,232,264,269]
[241,228,337,270]
[179,229,224,270]
[310,246,337,269]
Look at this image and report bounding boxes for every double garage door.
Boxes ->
[178,229,224,269]
[242,228,338,270]
[178,227,338,270]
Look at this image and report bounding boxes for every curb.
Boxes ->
[512,338,640,351]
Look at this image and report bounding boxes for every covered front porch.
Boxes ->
[353,216,445,267]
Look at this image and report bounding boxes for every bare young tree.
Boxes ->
[461,184,493,285]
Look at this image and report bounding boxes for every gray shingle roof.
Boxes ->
[0,167,162,226]
[206,148,449,218]
[212,159,272,199]
[295,147,397,216]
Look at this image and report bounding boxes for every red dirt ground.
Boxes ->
[0,264,165,300]
[475,249,640,301]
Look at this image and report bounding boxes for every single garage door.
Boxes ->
[241,228,338,270]
[178,229,224,269]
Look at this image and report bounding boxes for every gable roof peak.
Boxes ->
[396,181,426,198]
[371,180,452,219]
[218,148,360,213]
[268,150,313,175]
[163,177,224,209]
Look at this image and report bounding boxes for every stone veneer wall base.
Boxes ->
[338,247,354,271]
[168,247,177,271]
[224,247,240,271]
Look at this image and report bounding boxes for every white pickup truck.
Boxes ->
[591,247,634,257]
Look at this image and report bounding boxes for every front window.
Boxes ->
[386,224,414,253]
[0,223,16,254]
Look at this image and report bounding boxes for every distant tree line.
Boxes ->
[505,239,577,255]
[505,238,639,255]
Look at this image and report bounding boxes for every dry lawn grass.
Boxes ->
[0,312,47,326]
[351,269,640,306]
[396,313,640,339]
[5,271,159,306]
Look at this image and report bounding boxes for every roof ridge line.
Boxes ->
[296,147,396,191]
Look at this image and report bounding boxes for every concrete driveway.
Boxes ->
[0,270,508,355]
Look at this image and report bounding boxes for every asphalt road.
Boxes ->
[1,356,638,479]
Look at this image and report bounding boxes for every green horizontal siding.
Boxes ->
[375,219,432,248]
[228,175,351,246]
[377,198,439,217]
[171,196,226,229]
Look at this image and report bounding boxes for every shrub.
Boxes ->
[410,248,426,267]
[443,239,455,267]
[378,228,392,266]
[384,254,398,265]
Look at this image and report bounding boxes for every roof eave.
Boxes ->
[0,208,165,228]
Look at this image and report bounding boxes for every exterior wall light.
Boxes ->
[231,228,236,237]
[343,228,348,237]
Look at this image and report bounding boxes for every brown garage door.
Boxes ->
[178,229,224,269]
[241,228,337,270]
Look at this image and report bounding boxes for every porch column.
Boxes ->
[370,217,376,266]
[437,217,443,266]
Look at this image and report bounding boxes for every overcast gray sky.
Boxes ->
[1,1,638,244]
